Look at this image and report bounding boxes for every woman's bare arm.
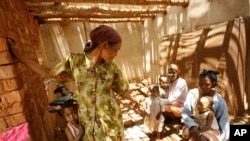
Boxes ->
[120,90,141,111]
[9,45,54,78]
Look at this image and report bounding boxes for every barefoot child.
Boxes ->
[142,84,165,139]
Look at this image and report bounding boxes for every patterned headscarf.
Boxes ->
[199,69,219,87]
[84,25,122,52]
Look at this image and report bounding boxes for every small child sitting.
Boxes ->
[182,96,220,141]
[142,84,165,139]
[60,99,84,141]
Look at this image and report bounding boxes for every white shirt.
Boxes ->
[162,77,188,105]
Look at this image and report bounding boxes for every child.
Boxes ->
[182,96,220,141]
[158,75,169,99]
[142,84,165,139]
[60,99,84,141]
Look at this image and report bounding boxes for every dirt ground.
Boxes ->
[54,113,250,141]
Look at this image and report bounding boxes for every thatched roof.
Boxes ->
[25,0,189,24]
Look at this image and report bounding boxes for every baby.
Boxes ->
[182,96,220,141]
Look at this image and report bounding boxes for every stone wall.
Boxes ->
[0,0,53,140]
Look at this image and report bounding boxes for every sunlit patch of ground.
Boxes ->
[124,121,185,141]
[229,114,250,125]
[124,114,250,141]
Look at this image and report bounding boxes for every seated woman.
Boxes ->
[182,96,220,141]
[182,69,229,141]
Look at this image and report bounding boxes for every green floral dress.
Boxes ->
[53,53,129,141]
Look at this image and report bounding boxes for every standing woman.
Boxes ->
[182,69,230,141]
[9,25,138,141]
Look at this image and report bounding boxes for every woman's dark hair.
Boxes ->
[84,41,98,53]
[199,69,219,88]
[84,41,118,53]
[108,42,117,46]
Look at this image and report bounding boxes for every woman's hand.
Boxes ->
[8,44,26,63]
[189,126,200,141]
[8,42,53,77]
[156,112,161,120]
[141,111,150,117]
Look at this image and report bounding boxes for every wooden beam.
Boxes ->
[25,0,189,6]
[27,3,170,14]
[25,0,188,24]
[32,13,159,19]
[28,2,168,20]
[36,17,144,24]
[28,5,167,18]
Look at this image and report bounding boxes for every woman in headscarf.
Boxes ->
[182,69,230,141]
[9,25,138,141]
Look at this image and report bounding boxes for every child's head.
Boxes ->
[197,96,213,113]
[61,99,79,125]
[141,79,149,87]
[158,75,169,88]
[148,84,159,98]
